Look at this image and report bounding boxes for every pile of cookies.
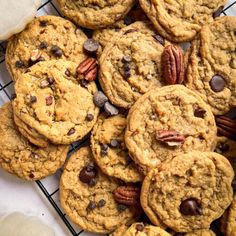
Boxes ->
[1,0,236,235]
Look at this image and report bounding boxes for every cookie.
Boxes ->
[110,224,129,236]
[60,147,140,233]
[125,85,217,174]
[6,15,87,81]
[185,16,236,115]
[56,0,136,29]
[122,223,171,236]
[185,230,216,236]
[99,21,169,109]
[0,102,68,180]
[13,60,99,145]
[139,0,226,42]
[91,114,143,182]
[141,151,234,232]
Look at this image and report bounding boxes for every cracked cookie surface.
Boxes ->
[6,15,87,81]
[125,85,217,174]
[13,60,99,145]
[99,21,168,109]
[186,16,236,115]
[139,0,226,42]
[141,151,234,232]
[0,102,68,180]
[60,147,140,233]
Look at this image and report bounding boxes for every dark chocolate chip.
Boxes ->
[11,94,16,100]
[124,16,133,25]
[153,34,165,46]
[50,45,63,57]
[67,128,75,136]
[124,70,131,79]
[122,55,132,63]
[15,60,25,68]
[29,173,35,178]
[117,204,127,212]
[110,139,119,148]
[79,79,89,88]
[210,75,226,92]
[45,96,53,106]
[100,144,109,156]
[28,56,45,66]
[213,6,224,18]
[29,95,37,103]
[135,223,144,232]
[47,77,55,84]
[86,113,94,121]
[97,199,106,208]
[83,39,99,54]
[179,198,201,216]
[124,29,137,35]
[217,142,229,153]
[124,63,130,72]
[88,178,97,187]
[93,91,108,108]
[39,42,47,49]
[39,20,48,27]
[194,107,206,118]
[79,164,97,184]
[65,69,71,77]
[86,201,96,212]
[104,102,119,116]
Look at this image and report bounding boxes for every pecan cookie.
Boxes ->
[125,85,217,174]
[186,16,236,115]
[13,60,99,145]
[60,147,140,233]
[0,102,68,180]
[139,0,226,42]
[91,114,143,182]
[141,151,234,232]
[99,21,170,108]
[56,0,136,29]
[6,15,87,81]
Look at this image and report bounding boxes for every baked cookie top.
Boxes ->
[60,147,140,233]
[91,114,143,182]
[56,0,136,29]
[141,151,234,232]
[6,15,87,81]
[0,102,68,180]
[186,16,236,115]
[185,229,216,236]
[99,21,168,108]
[13,60,99,145]
[139,0,226,42]
[125,85,217,174]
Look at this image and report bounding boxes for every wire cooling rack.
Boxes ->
[0,0,236,235]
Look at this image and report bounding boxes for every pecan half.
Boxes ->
[77,57,98,81]
[161,45,184,85]
[156,130,185,147]
[215,116,236,140]
[114,186,140,206]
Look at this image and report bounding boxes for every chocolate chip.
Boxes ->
[39,42,47,49]
[79,164,97,184]
[79,79,89,88]
[27,95,37,104]
[88,178,97,187]
[93,91,108,108]
[194,107,206,118]
[47,77,55,84]
[117,204,127,212]
[174,233,185,236]
[124,63,130,72]
[124,70,131,79]
[97,199,106,208]
[153,34,165,46]
[217,142,229,153]
[104,102,119,116]
[124,16,133,25]
[50,45,63,57]
[11,94,16,100]
[15,60,25,68]
[122,55,132,63]
[83,39,99,54]
[179,198,201,216]
[86,113,94,121]
[28,56,45,66]
[67,128,75,136]
[39,20,48,27]
[135,223,144,232]
[40,80,50,88]
[45,96,53,106]
[124,29,137,35]
[29,173,35,179]
[210,75,226,92]
[86,201,96,212]
[100,144,109,156]
[65,69,71,77]
[232,178,236,190]
[110,139,119,148]
[213,6,224,18]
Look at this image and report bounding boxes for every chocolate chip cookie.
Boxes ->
[141,151,234,232]
[139,0,226,42]
[60,147,140,233]
[6,15,87,81]
[185,230,216,236]
[125,85,217,174]
[91,114,143,182]
[99,21,169,108]
[56,0,136,29]
[0,102,68,180]
[186,16,236,115]
[13,60,99,145]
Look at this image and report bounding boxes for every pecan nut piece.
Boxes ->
[77,57,98,81]
[114,186,140,206]
[161,44,184,85]
[215,116,236,140]
[156,130,185,147]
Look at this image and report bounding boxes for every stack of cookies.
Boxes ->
[1,0,236,235]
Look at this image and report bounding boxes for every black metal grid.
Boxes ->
[0,0,236,235]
